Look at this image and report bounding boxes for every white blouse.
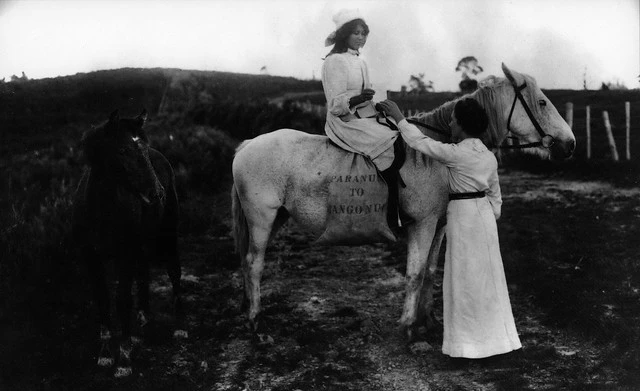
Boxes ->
[321,49,372,119]
[398,119,502,219]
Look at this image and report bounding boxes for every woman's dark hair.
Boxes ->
[325,19,369,58]
[453,98,489,137]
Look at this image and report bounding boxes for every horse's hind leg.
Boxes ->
[269,207,290,242]
[243,205,279,332]
[84,247,113,367]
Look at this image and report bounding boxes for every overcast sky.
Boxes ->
[0,0,638,94]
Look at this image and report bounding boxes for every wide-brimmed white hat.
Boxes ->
[324,8,364,47]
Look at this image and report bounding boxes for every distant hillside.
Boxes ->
[0,67,323,153]
[1,67,638,161]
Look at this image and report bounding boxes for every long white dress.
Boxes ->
[398,120,522,358]
[321,49,398,171]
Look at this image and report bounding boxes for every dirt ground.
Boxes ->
[4,169,640,390]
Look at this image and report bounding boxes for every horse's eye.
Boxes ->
[538,99,547,107]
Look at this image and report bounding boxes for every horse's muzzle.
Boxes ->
[551,138,576,160]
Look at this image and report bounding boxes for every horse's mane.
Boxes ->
[474,76,510,148]
[81,125,104,166]
[407,100,455,142]
[407,75,513,149]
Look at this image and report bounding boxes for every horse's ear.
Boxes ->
[109,110,120,123]
[136,109,148,126]
[501,63,524,86]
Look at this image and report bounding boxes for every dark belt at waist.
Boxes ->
[449,191,486,201]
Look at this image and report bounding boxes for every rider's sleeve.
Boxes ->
[321,55,355,117]
[397,119,463,166]
[486,159,502,220]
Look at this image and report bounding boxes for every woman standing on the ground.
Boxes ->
[321,8,398,172]
[377,98,522,359]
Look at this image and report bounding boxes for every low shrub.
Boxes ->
[149,124,238,193]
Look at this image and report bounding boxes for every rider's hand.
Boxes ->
[349,88,375,108]
[376,100,405,123]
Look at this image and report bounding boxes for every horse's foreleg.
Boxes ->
[135,254,150,342]
[165,235,188,339]
[417,222,446,332]
[399,220,438,340]
[115,264,134,378]
[84,247,113,367]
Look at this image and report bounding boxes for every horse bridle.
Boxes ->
[404,80,556,150]
[501,80,555,149]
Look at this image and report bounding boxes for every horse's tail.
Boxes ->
[231,182,249,261]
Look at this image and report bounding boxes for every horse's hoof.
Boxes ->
[256,333,274,346]
[97,357,114,367]
[409,341,434,355]
[173,329,189,339]
[244,320,258,333]
[399,324,418,342]
[114,366,132,378]
[406,327,415,342]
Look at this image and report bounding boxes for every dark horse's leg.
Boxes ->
[163,233,187,339]
[114,255,135,378]
[83,246,114,367]
[135,250,150,342]
[159,188,187,339]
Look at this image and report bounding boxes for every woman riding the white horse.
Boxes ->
[322,9,403,227]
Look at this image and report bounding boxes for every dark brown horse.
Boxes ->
[73,110,186,378]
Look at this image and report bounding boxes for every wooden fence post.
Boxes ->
[586,105,591,159]
[603,111,619,162]
[565,102,573,129]
[625,101,631,160]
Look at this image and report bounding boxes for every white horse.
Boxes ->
[231,63,576,336]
